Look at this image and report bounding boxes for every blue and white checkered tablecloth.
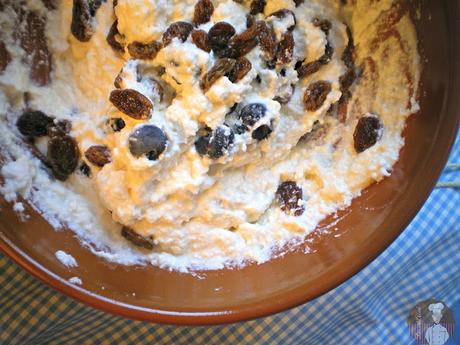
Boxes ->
[0,133,459,344]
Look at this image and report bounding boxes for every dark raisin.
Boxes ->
[339,68,356,93]
[128,125,167,160]
[208,125,235,159]
[47,135,80,181]
[193,0,214,26]
[200,58,236,92]
[79,162,91,177]
[162,21,194,46]
[224,25,259,58]
[228,57,252,83]
[256,21,277,61]
[353,114,383,153]
[191,30,211,52]
[250,0,266,15]
[318,39,334,64]
[276,31,294,64]
[194,126,212,155]
[342,25,355,69]
[88,0,103,16]
[71,0,94,42]
[0,41,11,73]
[246,14,256,28]
[85,145,112,167]
[268,9,296,31]
[313,18,331,35]
[303,81,331,111]
[239,103,267,129]
[275,181,305,216]
[327,90,350,123]
[106,20,124,53]
[252,124,272,141]
[121,226,155,250]
[17,110,54,137]
[47,119,72,138]
[208,22,236,56]
[109,89,153,120]
[127,40,162,60]
[109,117,126,132]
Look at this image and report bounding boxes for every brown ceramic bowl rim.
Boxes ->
[1,2,460,326]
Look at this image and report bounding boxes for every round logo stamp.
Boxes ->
[407,299,456,345]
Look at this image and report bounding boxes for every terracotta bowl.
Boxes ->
[1,0,459,325]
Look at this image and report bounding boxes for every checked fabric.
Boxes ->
[1,133,459,345]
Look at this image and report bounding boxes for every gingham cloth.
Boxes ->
[1,134,459,345]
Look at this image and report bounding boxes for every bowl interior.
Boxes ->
[1,0,459,325]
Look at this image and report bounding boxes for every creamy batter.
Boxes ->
[0,0,420,271]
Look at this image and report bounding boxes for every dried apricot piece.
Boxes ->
[109,89,153,120]
[303,81,331,111]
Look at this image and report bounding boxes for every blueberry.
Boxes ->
[239,103,267,130]
[208,125,234,159]
[252,124,272,141]
[128,125,167,160]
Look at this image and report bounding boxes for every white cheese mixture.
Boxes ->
[0,0,420,271]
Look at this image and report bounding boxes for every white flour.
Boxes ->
[55,250,78,268]
[0,0,420,271]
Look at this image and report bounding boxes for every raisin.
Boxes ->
[228,57,252,83]
[128,125,167,160]
[17,110,54,137]
[303,81,331,111]
[194,126,212,155]
[293,0,304,6]
[256,21,277,61]
[276,31,294,64]
[250,0,266,15]
[88,0,103,16]
[318,40,334,64]
[339,68,356,93]
[208,125,235,159]
[275,181,305,216]
[127,40,162,60]
[200,58,236,92]
[353,114,383,153]
[162,21,194,46]
[109,89,153,120]
[121,226,155,250]
[239,103,267,129]
[193,0,214,26]
[191,30,211,52]
[297,60,323,79]
[0,41,11,73]
[79,162,91,177]
[106,20,124,53]
[71,0,94,42]
[252,124,272,141]
[85,145,112,167]
[109,117,126,132]
[268,9,296,31]
[208,22,236,56]
[114,71,123,89]
[47,135,80,181]
[246,14,256,28]
[342,25,355,69]
[47,119,72,138]
[225,24,259,58]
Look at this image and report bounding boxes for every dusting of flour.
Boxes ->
[0,0,420,272]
